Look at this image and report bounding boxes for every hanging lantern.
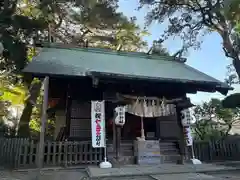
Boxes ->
[114,106,126,126]
[180,109,192,126]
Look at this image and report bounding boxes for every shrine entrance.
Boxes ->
[121,114,158,140]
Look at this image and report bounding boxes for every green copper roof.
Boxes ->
[23,46,231,91]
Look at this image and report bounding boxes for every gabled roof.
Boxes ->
[23,44,232,94]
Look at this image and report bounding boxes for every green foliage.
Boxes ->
[29,86,55,139]
[192,98,240,141]
[236,23,240,35]
[224,0,240,25]
[222,93,240,108]
[90,16,149,51]
[0,73,26,129]
[0,80,26,105]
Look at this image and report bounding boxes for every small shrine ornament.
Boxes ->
[114,106,126,126]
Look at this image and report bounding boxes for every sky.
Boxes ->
[117,0,240,104]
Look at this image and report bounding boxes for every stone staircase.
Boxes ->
[159,141,181,163]
[106,140,181,165]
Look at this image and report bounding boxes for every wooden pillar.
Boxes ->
[176,102,192,164]
[116,126,121,160]
[176,106,185,164]
[156,118,160,139]
[38,76,49,168]
[140,102,145,140]
[140,116,145,140]
[112,120,116,153]
[65,84,72,139]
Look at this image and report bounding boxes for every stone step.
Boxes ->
[160,149,179,154]
[107,143,134,147]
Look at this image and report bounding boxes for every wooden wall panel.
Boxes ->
[157,115,180,140]
[69,100,91,138]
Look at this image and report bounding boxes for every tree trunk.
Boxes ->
[232,58,240,80]
[225,124,232,136]
[18,80,42,137]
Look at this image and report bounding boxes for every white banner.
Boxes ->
[183,126,193,146]
[115,106,126,126]
[91,101,106,148]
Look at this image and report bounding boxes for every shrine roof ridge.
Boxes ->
[37,42,185,62]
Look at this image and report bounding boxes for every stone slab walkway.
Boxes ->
[87,163,238,178]
[1,163,240,180]
[150,173,223,180]
[0,169,88,180]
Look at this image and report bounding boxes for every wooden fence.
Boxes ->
[1,137,240,169]
[193,140,240,162]
[0,138,104,169]
[0,138,29,168]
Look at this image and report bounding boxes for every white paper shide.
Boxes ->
[115,106,126,126]
[183,126,193,146]
[91,101,106,148]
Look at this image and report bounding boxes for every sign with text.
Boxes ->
[91,101,106,148]
[183,126,193,146]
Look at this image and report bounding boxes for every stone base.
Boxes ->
[184,158,202,165]
[99,161,113,168]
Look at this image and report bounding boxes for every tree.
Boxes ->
[139,0,240,78]
[192,98,240,140]
[0,0,50,136]
[1,0,149,137]
[88,16,149,51]
[193,100,222,141]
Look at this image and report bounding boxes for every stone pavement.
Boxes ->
[0,170,233,180]
[0,163,240,180]
[206,170,240,180]
[150,173,222,180]
[87,163,238,178]
[0,169,88,180]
